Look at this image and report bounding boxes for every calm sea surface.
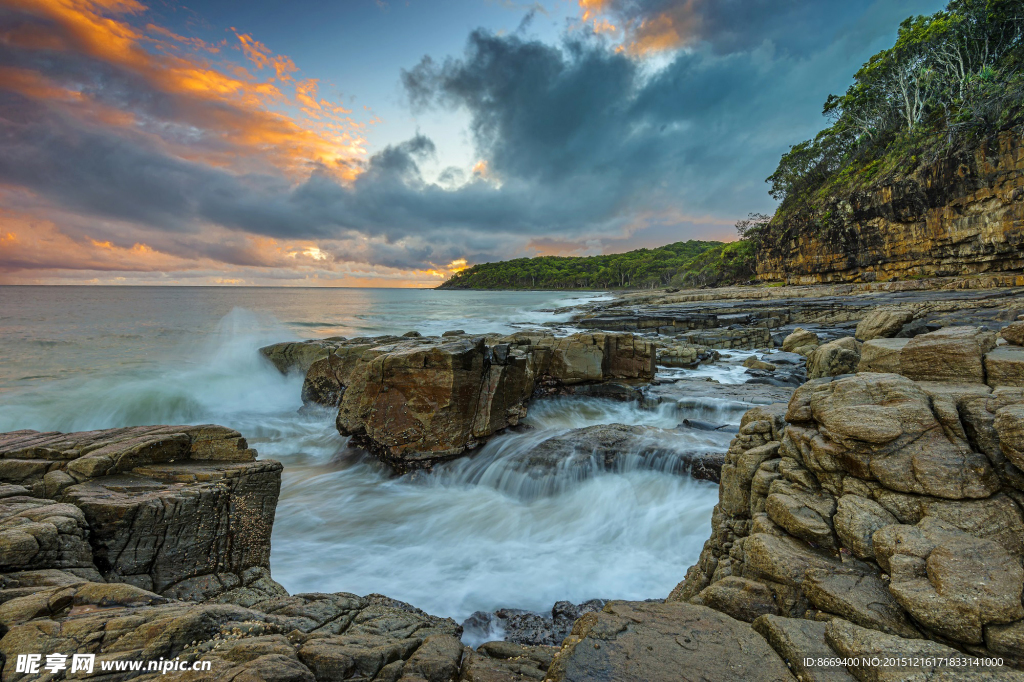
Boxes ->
[0,286,720,642]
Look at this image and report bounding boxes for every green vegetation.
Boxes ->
[758,0,1024,243]
[438,240,757,290]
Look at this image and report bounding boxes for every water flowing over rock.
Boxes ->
[502,423,724,486]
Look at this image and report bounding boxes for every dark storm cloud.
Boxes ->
[0,0,946,276]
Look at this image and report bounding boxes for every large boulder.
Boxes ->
[1001,321,1024,346]
[986,346,1024,388]
[806,337,861,379]
[336,337,534,471]
[786,373,1000,499]
[873,517,1024,644]
[855,309,915,342]
[782,329,820,356]
[65,460,283,600]
[855,338,908,374]
[0,426,284,601]
[900,326,997,383]
[545,601,796,682]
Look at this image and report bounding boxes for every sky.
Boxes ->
[0,0,946,287]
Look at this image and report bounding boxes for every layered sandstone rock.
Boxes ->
[0,426,282,602]
[655,326,1024,677]
[757,126,1024,284]
[263,332,656,472]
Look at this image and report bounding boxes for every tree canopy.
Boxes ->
[438,240,743,290]
[765,0,1023,227]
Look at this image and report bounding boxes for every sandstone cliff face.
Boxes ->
[758,127,1024,284]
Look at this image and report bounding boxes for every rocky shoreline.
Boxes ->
[3,276,1024,680]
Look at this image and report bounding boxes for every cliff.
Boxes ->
[758,127,1024,284]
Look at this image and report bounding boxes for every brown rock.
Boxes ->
[995,404,1024,472]
[0,497,95,573]
[824,619,1004,682]
[545,601,795,682]
[744,356,778,371]
[336,338,533,471]
[741,533,844,588]
[783,329,820,356]
[765,480,837,549]
[806,337,861,380]
[64,460,284,599]
[802,570,919,639]
[1001,321,1024,346]
[901,326,997,383]
[855,339,907,374]
[693,576,780,622]
[460,641,556,681]
[873,518,1024,644]
[986,346,1024,388]
[752,615,857,682]
[855,309,915,342]
[799,373,1000,500]
[833,495,897,560]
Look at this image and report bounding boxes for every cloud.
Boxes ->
[0,0,945,285]
[576,0,881,55]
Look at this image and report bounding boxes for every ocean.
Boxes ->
[0,285,721,642]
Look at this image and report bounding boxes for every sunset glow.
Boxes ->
[1,0,940,286]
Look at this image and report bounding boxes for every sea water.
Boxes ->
[0,285,727,640]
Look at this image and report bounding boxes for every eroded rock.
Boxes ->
[545,601,796,682]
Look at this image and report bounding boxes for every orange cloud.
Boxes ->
[576,0,700,55]
[5,0,369,179]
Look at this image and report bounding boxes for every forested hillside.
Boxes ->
[438,240,755,290]
[754,0,1023,247]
